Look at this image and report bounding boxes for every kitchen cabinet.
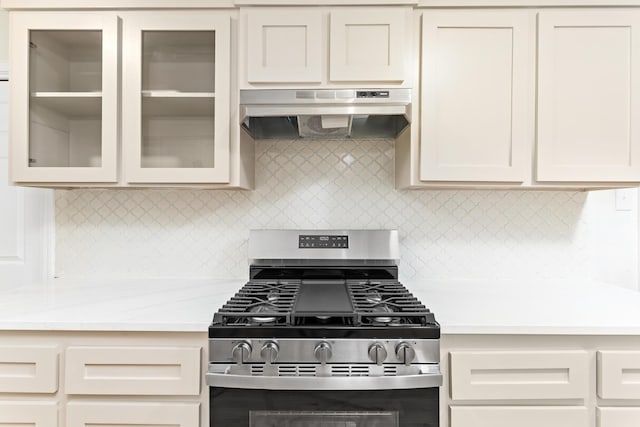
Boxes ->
[242,6,412,87]
[451,406,589,427]
[598,408,640,427]
[449,350,588,401]
[537,11,640,182]
[0,402,57,427]
[66,402,199,427]
[443,335,640,427]
[122,12,231,184]
[420,10,531,183]
[10,12,119,183]
[0,331,208,427]
[7,9,253,189]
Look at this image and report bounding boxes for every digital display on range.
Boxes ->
[299,235,349,249]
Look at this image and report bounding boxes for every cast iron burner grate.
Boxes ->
[347,280,435,326]
[213,281,299,325]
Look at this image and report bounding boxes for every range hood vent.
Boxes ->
[240,89,411,140]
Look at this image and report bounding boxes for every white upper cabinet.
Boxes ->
[246,9,323,84]
[537,11,640,182]
[122,12,231,184]
[10,12,118,183]
[420,11,532,182]
[329,8,407,82]
[242,7,412,87]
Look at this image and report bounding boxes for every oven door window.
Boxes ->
[250,410,398,427]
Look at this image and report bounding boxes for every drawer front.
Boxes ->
[451,406,589,427]
[0,346,58,393]
[0,401,57,427]
[598,408,640,427]
[67,402,199,427]
[598,351,640,399]
[450,350,589,400]
[65,346,201,395]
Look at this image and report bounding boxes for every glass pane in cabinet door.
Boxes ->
[141,31,216,169]
[28,30,103,168]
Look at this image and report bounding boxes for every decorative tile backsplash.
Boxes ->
[55,139,591,282]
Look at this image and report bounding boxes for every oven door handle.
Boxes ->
[206,365,442,390]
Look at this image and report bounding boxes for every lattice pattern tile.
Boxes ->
[55,139,590,281]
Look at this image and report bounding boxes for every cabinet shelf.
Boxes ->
[30,92,102,117]
[141,90,215,98]
[142,95,214,117]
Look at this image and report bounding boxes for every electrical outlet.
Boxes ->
[615,189,634,211]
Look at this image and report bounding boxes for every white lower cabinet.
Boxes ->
[0,346,58,393]
[450,350,588,401]
[0,401,57,427]
[65,346,200,395]
[598,408,640,427]
[598,351,640,399]
[67,402,200,427]
[451,406,589,427]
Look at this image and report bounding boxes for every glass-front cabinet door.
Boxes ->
[10,12,118,183]
[122,12,230,184]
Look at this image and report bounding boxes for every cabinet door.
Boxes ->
[10,12,118,183]
[598,408,640,427]
[537,11,640,182]
[66,402,199,427]
[329,8,408,82]
[65,346,200,395]
[122,12,230,183]
[246,9,323,84]
[450,350,588,401]
[451,406,588,427]
[598,350,640,399]
[0,402,57,427]
[421,11,531,182]
[0,346,58,393]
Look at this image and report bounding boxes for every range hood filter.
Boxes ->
[297,115,353,138]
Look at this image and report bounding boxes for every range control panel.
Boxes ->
[299,235,349,249]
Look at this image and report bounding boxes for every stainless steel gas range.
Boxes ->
[206,230,441,427]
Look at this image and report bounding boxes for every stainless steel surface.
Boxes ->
[241,104,408,120]
[260,341,279,364]
[395,342,416,366]
[241,89,411,105]
[210,338,439,365]
[206,365,442,390]
[314,341,333,364]
[232,341,252,364]
[368,342,388,365]
[248,229,400,264]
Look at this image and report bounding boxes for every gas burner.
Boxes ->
[248,303,279,324]
[371,303,396,324]
[364,291,382,304]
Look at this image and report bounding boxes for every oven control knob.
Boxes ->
[260,341,280,364]
[395,342,416,365]
[314,341,332,364]
[232,341,252,364]
[368,343,387,365]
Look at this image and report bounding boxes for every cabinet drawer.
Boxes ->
[598,408,640,427]
[0,401,57,427]
[65,346,200,395]
[450,350,588,400]
[67,402,199,427]
[451,406,588,427]
[0,346,58,393]
[598,351,640,399]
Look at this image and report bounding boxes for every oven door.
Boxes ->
[207,368,441,427]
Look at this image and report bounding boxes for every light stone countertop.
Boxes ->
[1,278,640,335]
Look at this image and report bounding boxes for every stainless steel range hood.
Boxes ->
[240,89,411,139]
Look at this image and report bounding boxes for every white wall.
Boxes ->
[55,139,597,283]
[0,10,8,63]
